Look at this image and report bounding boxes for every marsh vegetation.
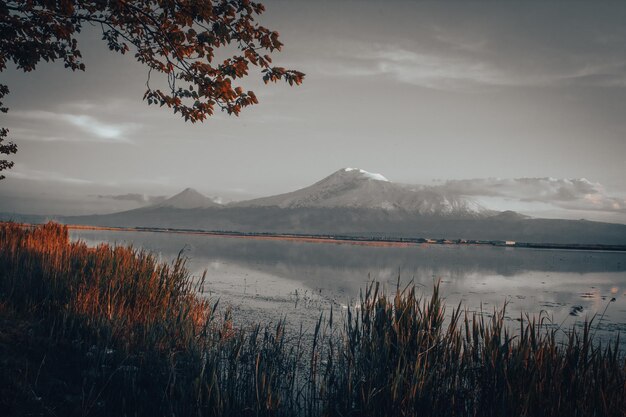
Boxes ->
[1,223,624,416]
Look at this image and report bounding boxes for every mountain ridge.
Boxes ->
[231,168,490,217]
[23,167,626,245]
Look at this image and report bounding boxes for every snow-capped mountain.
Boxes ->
[64,169,626,245]
[155,188,220,209]
[233,168,490,216]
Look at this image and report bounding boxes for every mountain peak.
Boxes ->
[233,168,488,216]
[341,168,390,182]
[157,188,220,209]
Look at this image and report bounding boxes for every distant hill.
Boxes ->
[153,188,221,209]
[61,206,626,245]
[59,168,626,246]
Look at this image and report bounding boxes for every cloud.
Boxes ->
[62,114,123,140]
[97,193,166,205]
[8,164,93,185]
[434,177,626,213]
[315,46,502,91]
[316,42,626,91]
[357,47,507,90]
[9,110,137,143]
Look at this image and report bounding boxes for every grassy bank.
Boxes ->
[0,222,624,416]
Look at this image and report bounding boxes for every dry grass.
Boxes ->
[0,222,624,416]
[0,222,300,416]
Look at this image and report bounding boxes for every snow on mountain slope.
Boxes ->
[233,168,490,216]
[343,168,389,182]
[155,188,221,209]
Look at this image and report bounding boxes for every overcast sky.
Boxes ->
[1,1,625,222]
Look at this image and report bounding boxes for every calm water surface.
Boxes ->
[71,229,626,345]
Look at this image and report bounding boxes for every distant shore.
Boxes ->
[39,222,626,252]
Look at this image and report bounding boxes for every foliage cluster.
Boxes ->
[0,0,304,177]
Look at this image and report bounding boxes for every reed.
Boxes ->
[0,222,624,416]
[320,282,625,416]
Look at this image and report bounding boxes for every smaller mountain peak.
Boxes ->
[158,187,219,209]
[179,187,202,195]
[342,168,389,182]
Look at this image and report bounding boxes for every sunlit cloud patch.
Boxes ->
[9,110,138,143]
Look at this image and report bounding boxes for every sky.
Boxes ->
[1,1,625,222]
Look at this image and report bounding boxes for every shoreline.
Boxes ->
[35,222,626,252]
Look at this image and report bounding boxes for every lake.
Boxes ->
[71,229,626,346]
